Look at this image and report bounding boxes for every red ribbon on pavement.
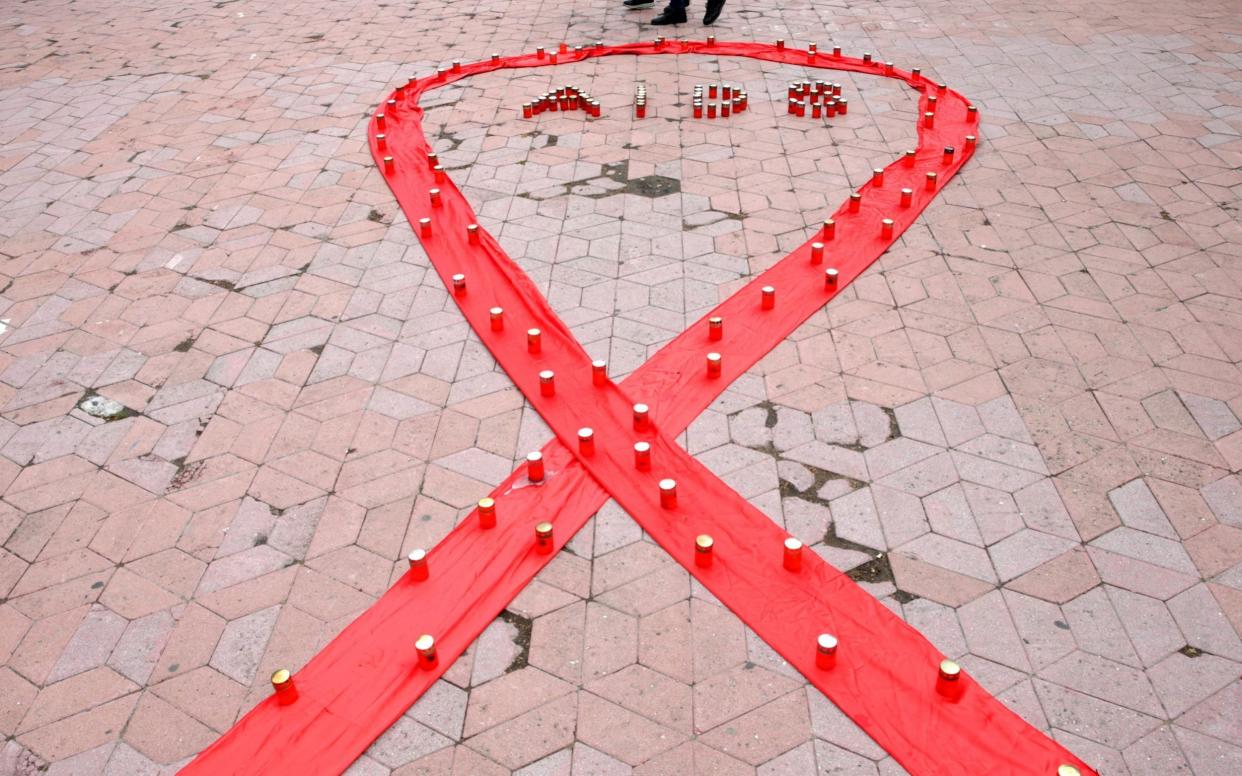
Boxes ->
[182,41,1095,776]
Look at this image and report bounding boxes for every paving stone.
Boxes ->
[529,602,587,685]
[1091,528,1198,576]
[692,664,800,734]
[958,590,1031,672]
[3,1,1241,771]
[898,533,996,583]
[582,603,637,682]
[469,617,522,687]
[1185,525,1242,579]
[1176,680,1242,744]
[586,664,692,735]
[893,398,946,447]
[571,743,632,776]
[121,693,214,765]
[1201,476,1242,528]
[1181,394,1241,441]
[18,666,137,735]
[208,605,280,686]
[1062,586,1139,667]
[697,691,809,766]
[922,483,984,546]
[813,740,879,775]
[865,439,940,481]
[1050,730,1129,776]
[43,742,116,776]
[852,402,894,449]
[812,403,858,447]
[780,498,832,546]
[1123,725,1191,775]
[830,487,887,551]
[409,680,468,741]
[784,441,869,482]
[990,529,1077,583]
[963,482,1025,545]
[632,740,752,776]
[1014,479,1081,541]
[932,398,986,448]
[464,667,574,739]
[890,552,993,607]
[1089,546,1198,601]
[638,602,692,686]
[1005,590,1076,670]
[515,748,571,776]
[1173,726,1242,776]
[1006,547,1101,605]
[878,452,958,498]
[575,692,685,767]
[757,741,816,776]
[776,461,814,494]
[999,679,1050,731]
[466,692,577,770]
[1147,651,1241,719]
[872,485,930,548]
[150,666,246,733]
[366,716,452,768]
[1034,679,1161,750]
[46,605,128,684]
[1109,480,1178,540]
[1108,588,1185,669]
[1040,651,1163,717]
[807,688,888,761]
[0,668,38,737]
[1166,585,1242,661]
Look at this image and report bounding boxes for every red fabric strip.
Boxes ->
[182,42,1095,776]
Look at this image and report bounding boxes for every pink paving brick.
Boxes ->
[2,0,1242,773]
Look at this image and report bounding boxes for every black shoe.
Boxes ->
[623,0,654,8]
[703,0,725,24]
[651,9,687,24]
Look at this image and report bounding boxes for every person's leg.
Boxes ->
[651,0,688,24]
[702,0,725,24]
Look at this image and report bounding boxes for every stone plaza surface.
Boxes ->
[1,0,1241,773]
